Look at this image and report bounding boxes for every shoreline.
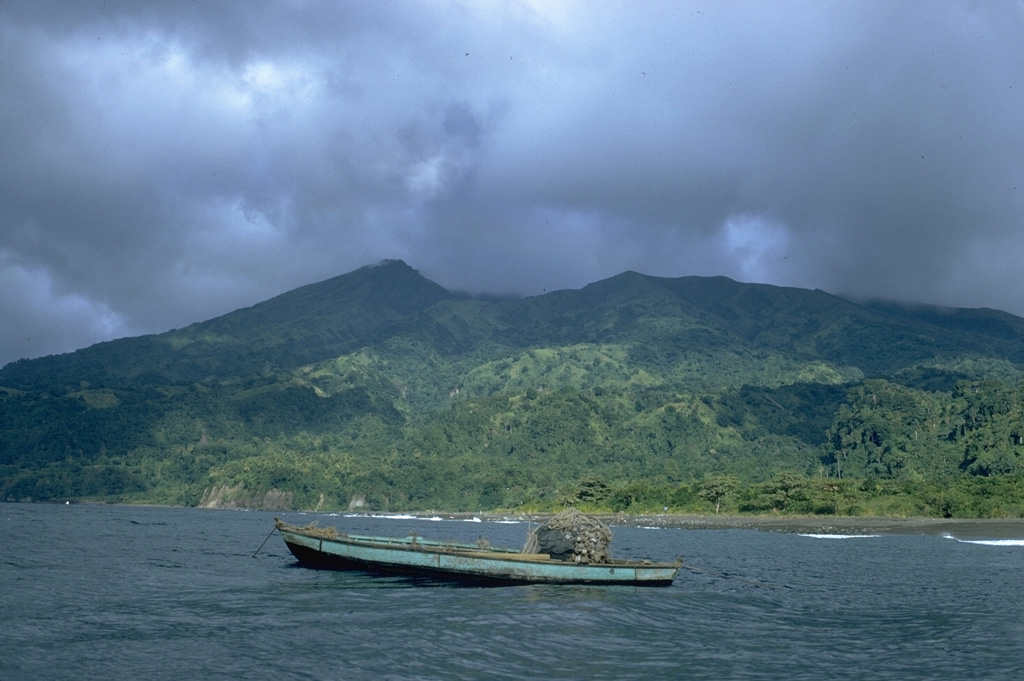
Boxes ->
[446,512,1024,540]
[12,501,1024,540]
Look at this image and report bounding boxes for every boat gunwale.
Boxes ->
[276,522,680,570]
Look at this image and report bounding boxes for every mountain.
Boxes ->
[2,260,1024,515]
[0,260,458,390]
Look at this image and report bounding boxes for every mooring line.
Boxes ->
[252,526,278,558]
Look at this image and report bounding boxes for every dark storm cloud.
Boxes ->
[2,1,1023,367]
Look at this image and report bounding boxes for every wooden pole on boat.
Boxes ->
[252,525,278,558]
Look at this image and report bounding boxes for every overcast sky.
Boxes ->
[2,1,1023,367]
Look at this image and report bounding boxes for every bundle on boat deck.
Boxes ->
[523,508,613,563]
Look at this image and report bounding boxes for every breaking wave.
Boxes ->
[798,533,882,539]
[943,533,1024,546]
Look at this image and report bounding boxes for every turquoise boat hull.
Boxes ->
[275,522,680,586]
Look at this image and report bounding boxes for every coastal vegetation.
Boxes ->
[2,260,1024,518]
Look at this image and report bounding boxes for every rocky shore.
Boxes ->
[616,514,1024,539]
[447,512,1024,540]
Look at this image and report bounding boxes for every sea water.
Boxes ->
[1,503,1022,680]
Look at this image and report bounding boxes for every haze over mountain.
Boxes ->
[5,259,1024,384]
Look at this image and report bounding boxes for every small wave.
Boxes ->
[343,513,507,523]
[943,534,1024,546]
[798,533,881,539]
[335,512,420,520]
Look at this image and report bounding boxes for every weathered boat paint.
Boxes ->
[275,521,680,586]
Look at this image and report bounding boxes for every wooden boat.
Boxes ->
[274,519,681,586]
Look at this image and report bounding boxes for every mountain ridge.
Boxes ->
[4,259,1024,397]
[4,260,1024,380]
[3,260,1024,514]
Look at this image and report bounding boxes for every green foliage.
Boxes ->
[697,475,739,513]
[4,263,1024,517]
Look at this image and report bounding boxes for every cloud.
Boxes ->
[2,1,1024,367]
[0,250,129,363]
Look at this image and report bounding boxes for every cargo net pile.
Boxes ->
[522,509,613,563]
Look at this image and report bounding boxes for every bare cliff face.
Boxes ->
[198,484,294,510]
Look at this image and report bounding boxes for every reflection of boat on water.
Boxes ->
[274,519,681,586]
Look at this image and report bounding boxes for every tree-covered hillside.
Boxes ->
[2,260,1024,517]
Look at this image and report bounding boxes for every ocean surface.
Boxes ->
[1,504,1022,681]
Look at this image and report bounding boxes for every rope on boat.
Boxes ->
[296,520,341,539]
[256,517,347,558]
[274,517,343,539]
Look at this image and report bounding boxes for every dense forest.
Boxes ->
[2,260,1024,518]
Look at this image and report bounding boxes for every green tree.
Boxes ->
[698,475,738,514]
